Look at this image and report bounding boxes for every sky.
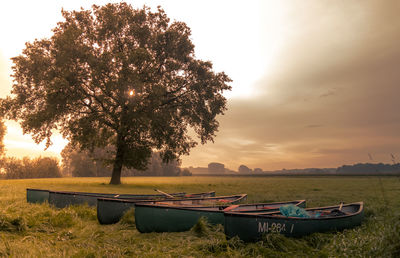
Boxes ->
[1,0,400,171]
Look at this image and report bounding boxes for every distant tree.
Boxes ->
[33,157,62,178]
[2,3,231,184]
[61,143,112,177]
[208,162,225,174]
[253,168,263,173]
[179,168,192,176]
[124,151,181,176]
[2,157,23,179]
[238,165,252,174]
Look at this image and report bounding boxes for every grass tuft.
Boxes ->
[69,205,97,221]
[119,208,135,226]
[191,217,211,237]
[0,214,27,232]
[49,209,76,228]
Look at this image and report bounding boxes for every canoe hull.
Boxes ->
[49,191,99,208]
[97,198,137,224]
[97,191,216,225]
[136,206,224,232]
[27,188,49,203]
[224,202,364,241]
[48,191,187,208]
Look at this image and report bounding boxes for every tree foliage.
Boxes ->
[238,165,252,174]
[61,143,113,177]
[2,3,231,184]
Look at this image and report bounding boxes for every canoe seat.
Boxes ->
[223,205,240,212]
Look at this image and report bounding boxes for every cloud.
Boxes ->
[3,121,68,159]
[182,1,400,170]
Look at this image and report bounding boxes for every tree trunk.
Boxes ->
[109,134,125,185]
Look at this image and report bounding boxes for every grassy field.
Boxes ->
[0,176,399,257]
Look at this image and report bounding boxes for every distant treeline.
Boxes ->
[188,162,400,176]
[1,157,62,179]
[61,143,191,177]
[260,163,400,175]
[2,151,399,179]
[0,151,191,180]
[336,163,400,175]
[0,119,192,179]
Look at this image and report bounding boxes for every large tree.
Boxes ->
[1,3,231,184]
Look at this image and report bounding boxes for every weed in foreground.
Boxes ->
[119,208,136,226]
[0,214,27,232]
[191,217,211,237]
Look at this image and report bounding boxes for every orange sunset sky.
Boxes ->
[1,0,400,171]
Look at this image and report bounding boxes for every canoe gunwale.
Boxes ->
[134,194,248,208]
[27,188,49,193]
[96,191,217,204]
[135,204,227,213]
[134,199,306,213]
[48,190,186,198]
[229,199,306,211]
[181,191,216,198]
[224,202,364,221]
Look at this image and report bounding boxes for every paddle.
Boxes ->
[338,202,343,211]
[154,189,175,198]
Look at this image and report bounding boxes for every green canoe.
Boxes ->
[135,194,253,233]
[27,188,187,205]
[27,188,50,203]
[135,200,305,233]
[97,191,216,224]
[224,202,364,241]
[47,190,187,208]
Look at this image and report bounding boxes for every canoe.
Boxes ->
[135,194,248,233]
[224,202,364,241]
[47,190,188,208]
[135,200,305,233]
[26,188,50,203]
[97,191,216,224]
[27,188,188,205]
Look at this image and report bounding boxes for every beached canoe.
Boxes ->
[47,190,188,208]
[97,191,216,224]
[135,200,305,233]
[27,188,188,205]
[224,202,364,241]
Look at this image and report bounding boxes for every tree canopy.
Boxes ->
[1,3,231,184]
